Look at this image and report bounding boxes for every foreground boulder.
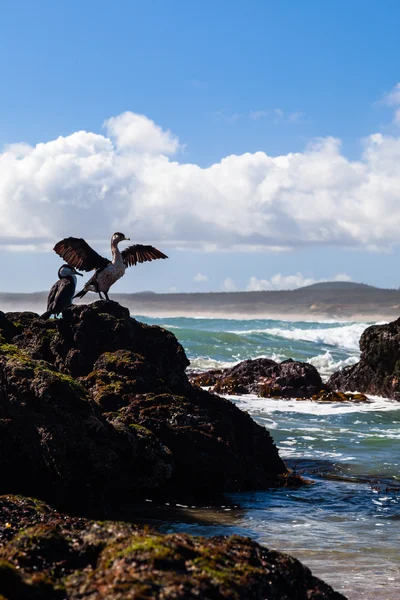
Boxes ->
[328,318,400,400]
[0,494,347,600]
[0,303,288,513]
[190,357,324,398]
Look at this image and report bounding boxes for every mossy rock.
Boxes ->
[1,525,73,574]
[0,495,346,600]
[0,558,59,600]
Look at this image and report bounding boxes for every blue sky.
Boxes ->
[1,0,400,293]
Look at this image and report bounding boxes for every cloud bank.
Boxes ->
[2,89,400,252]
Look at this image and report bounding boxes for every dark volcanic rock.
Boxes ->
[0,495,347,600]
[0,304,288,512]
[191,357,324,398]
[328,318,400,400]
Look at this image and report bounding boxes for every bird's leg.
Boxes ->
[98,292,104,300]
[104,291,110,302]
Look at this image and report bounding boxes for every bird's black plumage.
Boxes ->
[121,244,168,266]
[41,264,82,319]
[53,237,110,272]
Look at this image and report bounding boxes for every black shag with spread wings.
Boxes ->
[53,232,167,301]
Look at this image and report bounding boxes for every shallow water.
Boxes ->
[136,315,400,599]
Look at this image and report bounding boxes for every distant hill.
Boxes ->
[297,281,380,292]
[1,281,400,321]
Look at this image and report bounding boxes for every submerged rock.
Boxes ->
[191,357,324,398]
[0,494,347,600]
[328,318,400,400]
[0,303,288,513]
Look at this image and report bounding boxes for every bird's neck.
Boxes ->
[111,241,123,264]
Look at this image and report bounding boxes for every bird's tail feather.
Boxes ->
[73,288,87,299]
[40,311,52,320]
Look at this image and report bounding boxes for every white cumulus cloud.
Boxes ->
[104,111,179,154]
[247,273,353,291]
[2,91,400,252]
[381,83,400,126]
[382,83,400,107]
[221,278,237,292]
[194,273,209,282]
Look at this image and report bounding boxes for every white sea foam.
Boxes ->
[189,352,286,372]
[188,357,238,371]
[309,351,359,379]
[228,393,399,416]
[190,350,357,379]
[236,323,369,351]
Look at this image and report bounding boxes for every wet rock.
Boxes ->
[308,391,369,403]
[188,368,223,387]
[328,318,400,400]
[0,495,347,600]
[192,357,324,398]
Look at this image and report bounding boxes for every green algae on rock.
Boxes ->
[0,495,347,600]
[0,335,172,515]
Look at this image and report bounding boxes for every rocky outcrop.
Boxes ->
[0,494,347,600]
[190,357,324,398]
[328,318,400,400]
[0,306,349,599]
[0,303,288,514]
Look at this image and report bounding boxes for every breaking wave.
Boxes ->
[137,315,377,378]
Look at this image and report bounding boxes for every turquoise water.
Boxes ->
[136,316,400,599]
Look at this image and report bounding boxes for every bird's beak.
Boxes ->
[125,237,130,241]
[73,269,83,276]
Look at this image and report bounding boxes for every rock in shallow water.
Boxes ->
[190,357,324,398]
[328,317,400,400]
[0,302,288,514]
[0,495,347,600]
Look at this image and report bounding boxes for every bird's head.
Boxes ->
[58,264,83,279]
[111,232,130,246]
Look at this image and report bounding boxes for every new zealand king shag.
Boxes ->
[41,264,82,319]
[53,232,168,301]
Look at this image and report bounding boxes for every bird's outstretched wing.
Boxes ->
[121,244,168,267]
[53,238,110,272]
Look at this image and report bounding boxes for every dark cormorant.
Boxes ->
[53,232,168,301]
[41,264,82,319]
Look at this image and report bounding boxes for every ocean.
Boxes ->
[136,315,400,600]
